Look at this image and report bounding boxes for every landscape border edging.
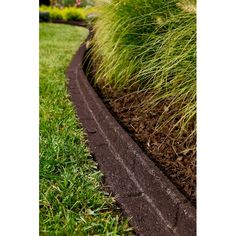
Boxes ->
[65,29,196,236]
[51,19,88,27]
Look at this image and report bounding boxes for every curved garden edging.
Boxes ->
[66,30,196,236]
[51,19,87,27]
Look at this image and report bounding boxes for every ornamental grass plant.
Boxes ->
[90,0,196,138]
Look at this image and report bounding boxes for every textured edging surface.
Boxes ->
[66,32,196,236]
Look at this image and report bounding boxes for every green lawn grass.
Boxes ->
[40,23,132,235]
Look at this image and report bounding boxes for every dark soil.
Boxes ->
[84,55,196,206]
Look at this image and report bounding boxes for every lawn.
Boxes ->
[39,23,132,235]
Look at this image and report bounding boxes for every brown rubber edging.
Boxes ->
[65,29,196,235]
[51,19,88,27]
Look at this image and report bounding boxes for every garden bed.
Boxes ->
[84,52,196,206]
[86,0,196,206]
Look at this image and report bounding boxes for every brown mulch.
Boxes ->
[93,85,196,206]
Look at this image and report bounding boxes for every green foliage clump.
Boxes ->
[39,6,86,21]
[50,7,64,20]
[91,0,196,136]
[62,7,86,21]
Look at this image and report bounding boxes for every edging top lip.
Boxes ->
[64,24,196,235]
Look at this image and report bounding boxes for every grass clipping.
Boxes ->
[90,0,196,139]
